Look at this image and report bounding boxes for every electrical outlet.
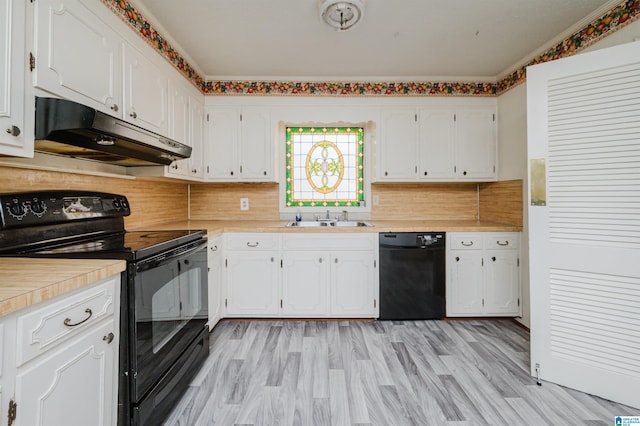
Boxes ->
[240,198,249,211]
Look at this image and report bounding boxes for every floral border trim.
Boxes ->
[202,81,496,96]
[103,0,639,97]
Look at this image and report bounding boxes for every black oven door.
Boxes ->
[129,238,208,403]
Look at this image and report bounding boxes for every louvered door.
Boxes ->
[527,40,640,409]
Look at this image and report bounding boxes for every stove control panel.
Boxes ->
[0,191,131,228]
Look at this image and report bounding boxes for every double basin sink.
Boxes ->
[286,220,373,228]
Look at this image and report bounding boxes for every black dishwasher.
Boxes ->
[379,233,446,320]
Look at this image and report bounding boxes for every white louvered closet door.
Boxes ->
[527,40,640,409]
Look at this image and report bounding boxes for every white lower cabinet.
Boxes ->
[207,235,223,329]
[281,252,328,317]
[446,232,521,316]
[330,251,376,317]
[224,233,378,318]
[225,234,280,317]
[0,275,120,426]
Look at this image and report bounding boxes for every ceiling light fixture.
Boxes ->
[319,0,365,32]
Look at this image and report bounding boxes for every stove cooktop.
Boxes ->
[19,229,206,261]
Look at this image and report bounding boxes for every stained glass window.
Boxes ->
[286,127,364,207]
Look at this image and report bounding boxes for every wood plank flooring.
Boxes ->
[163,319,638,425]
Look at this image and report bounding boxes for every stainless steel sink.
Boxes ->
[285,220,372,228]
[329,221,373,227]
[285,221,330,227]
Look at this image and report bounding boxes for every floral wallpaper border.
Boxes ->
[101,0,640,97]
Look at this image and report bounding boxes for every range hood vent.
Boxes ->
[34,97,191,166]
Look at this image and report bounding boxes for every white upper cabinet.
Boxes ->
[418,108,456,180]
[33,0,122,115]
[0,0,28,157]
[205,107,273,181]
[166,78,190,177]
[122,43,168,136]
[455,108,496,180]
[376,104,497,182]
[188,94,205,179]
[378,108,418,180]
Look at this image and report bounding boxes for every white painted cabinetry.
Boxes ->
[377,105,497,182]
[0,275,120,426]
[0,0,28,157]
[33,0,122,116]
[224,234,280,316]
[205,107,273,181]
[281,233,378,318]
[378,108,417,180]
[446,232,520,316]
[122,43,168,136]
[207,235,223,329]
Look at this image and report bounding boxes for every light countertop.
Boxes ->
[0,258,126,317]
[140,219,522,235]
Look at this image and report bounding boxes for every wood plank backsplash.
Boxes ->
[479,180,523,226]
[371,183,479,220]
[190,183,280,220]
[0,166,188,229]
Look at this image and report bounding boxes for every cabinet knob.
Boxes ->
[130,111,138,119]
[319,258,323,263]
[334,258,338,264]
[230,171,234,176]
[492,256,496,262]
[192,169,197,173]
[384,171,388,176]
[455,256,460,262]
[463,171,467,176]
[263,171,267,176]
[424,171,428,176]
[103,332,115,344]
[171,163,179,170]
[5,125,20,137]
[210,245,218,252]
[110,104,119,112]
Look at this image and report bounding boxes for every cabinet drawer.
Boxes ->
[484,233,520,250]
[226,233,280,251]
[15,276,118,367]
[282,234,376,251]
[449,234,483,250]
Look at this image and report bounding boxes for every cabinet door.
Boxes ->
[166,79,190,177]
[207,238,223,329]
[14,319,117,426]
[282,252,328,317]
[455,108,496,180]
[0,0,27,157]
[239,108,272,180]
[418,109,455,180]
[330,252,375,317]
[188,95,205,179]
[378,108,417,180]
[122,43,168,136]
[205,107,238,180]
[226,252,279,316]
[447,251,484,315]
[484,250,520,315]
[33,0,121,115]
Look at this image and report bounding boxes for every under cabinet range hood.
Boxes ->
[34,97,192,166]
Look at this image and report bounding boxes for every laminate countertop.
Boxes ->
[0,258,126,317]
[140,220,522,236]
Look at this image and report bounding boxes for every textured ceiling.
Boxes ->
[133,0,616,80]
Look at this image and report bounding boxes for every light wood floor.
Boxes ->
[164,319,637,425]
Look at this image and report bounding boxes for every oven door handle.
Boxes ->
[136,239,207,272]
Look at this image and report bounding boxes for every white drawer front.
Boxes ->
[226,233,280,251]
[282,234,376,251]
[484,233,520,250]
[449,234,483,250]
[16,276,117,367]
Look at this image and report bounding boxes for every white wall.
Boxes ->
[497,19,640,328]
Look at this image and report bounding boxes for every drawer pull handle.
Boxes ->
[64,308,93,327]
[247,242,259,247]
[461,241,474,246]
[103,332,115,344]
[496,241,509,246]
